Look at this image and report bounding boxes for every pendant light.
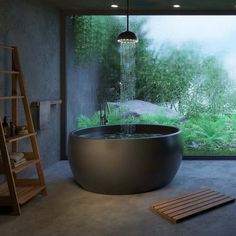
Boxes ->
[117,0,138,43]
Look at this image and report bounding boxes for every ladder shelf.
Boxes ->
[0,45,47,215]
[0,70,19,75]
[0,183,46,205]
[6,132,37,143]
[0,96,24,100]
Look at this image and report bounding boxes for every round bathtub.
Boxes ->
[68,124,182,194]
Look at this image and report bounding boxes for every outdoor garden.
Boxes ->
[73,16,236,155]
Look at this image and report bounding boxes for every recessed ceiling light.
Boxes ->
[173,4,181,8]
[111,4,119,8]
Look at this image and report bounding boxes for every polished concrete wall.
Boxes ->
[0,0,61,168]
[65,17,100,156]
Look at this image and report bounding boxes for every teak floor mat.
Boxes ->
[151,189,235,223]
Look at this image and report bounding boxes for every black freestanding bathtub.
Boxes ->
[68,124,182,194]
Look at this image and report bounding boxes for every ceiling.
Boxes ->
[45,0,236,13]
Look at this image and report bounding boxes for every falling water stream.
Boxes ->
[119,43,137,134]
[87,41,161,139]
[120,43,136,102]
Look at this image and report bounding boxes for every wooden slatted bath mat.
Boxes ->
[151,189,235,224]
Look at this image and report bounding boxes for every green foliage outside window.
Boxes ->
[73,16,236,155]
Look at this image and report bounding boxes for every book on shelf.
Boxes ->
[9,152,26,168]
[11,158,27,168]
[9,152,24,163]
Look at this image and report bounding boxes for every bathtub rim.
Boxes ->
[70,124,182,141]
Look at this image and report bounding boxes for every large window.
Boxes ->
[72,15,236,156]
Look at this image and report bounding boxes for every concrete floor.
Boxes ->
[0,160,236,236]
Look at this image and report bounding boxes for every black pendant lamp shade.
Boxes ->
[117,0,138,43]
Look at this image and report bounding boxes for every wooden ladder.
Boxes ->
[0,45,47,215]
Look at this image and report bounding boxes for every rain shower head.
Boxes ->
[117,0,138,44]
[117,30,138,43]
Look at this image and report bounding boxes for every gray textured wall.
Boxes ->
[65,17,100,154]
[0,0,61,168]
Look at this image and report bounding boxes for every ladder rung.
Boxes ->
[17,185,46,205]
[0,70,19,75]
[6,132,37,143]
[12,160,39,174]
[0,96,24,100]
[15,179,41,186]
[0,157,38,174]
[0,45,14,50]
[0,183,46,205]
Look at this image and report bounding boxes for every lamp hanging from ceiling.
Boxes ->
[117,0,138,43]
